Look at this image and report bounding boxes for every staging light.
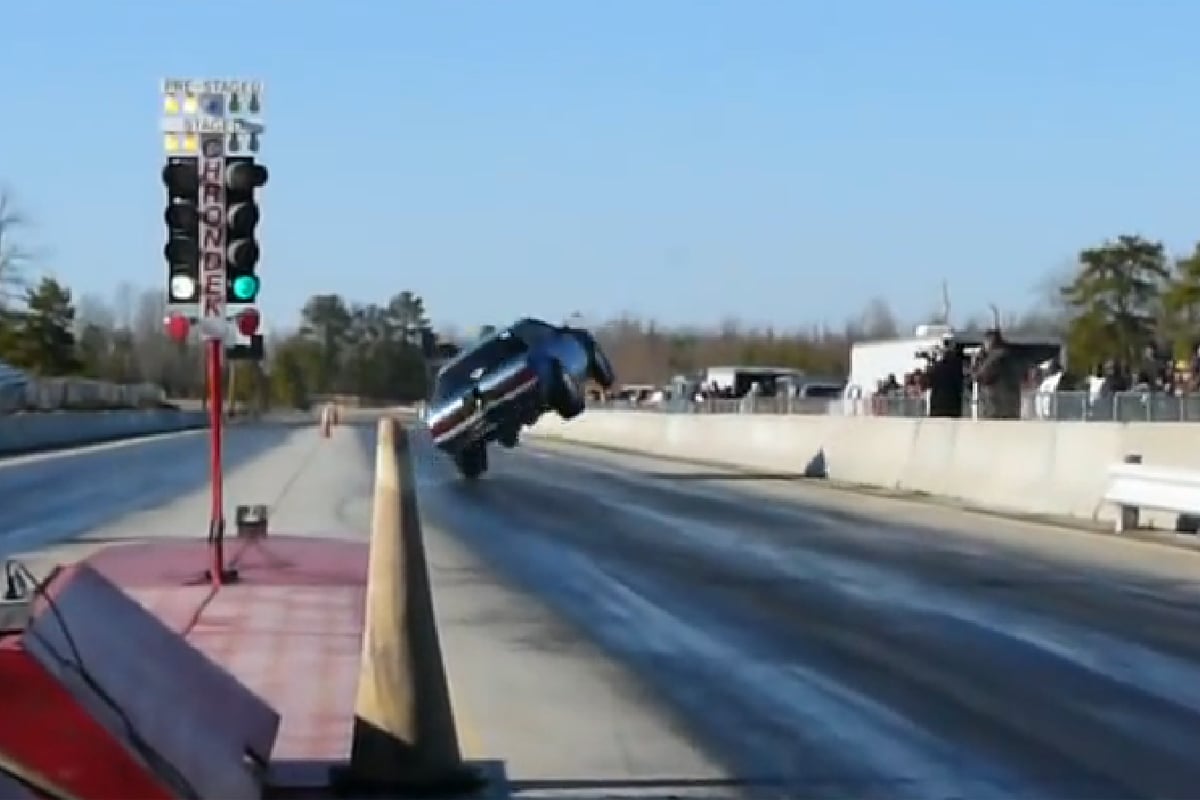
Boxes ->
[165,201,199,229]
[162,156,200,306]
[170,274,198,303]
[163,92,200,116]
[164,313,190,343]
[230,275,259,302]
[235,307,261,337]
[162,134,199,154]
[202,93,224,116]
[223,156,267,304]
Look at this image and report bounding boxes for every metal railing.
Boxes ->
[589,390,1200,422]
[592,395,834,416]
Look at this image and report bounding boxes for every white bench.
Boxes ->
[1104,459,1200,533]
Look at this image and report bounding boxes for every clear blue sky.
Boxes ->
[3,0,1200,333]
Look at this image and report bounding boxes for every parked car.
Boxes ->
[424,317,616,478]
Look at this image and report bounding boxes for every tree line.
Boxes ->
[0,192,441,407]
[266,292,434,408]
[1,186,1195,397]
[579,234,1200,386]
[583,303,1060,386]
[0,280,439,410]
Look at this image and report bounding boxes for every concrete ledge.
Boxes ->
[527,411,1196,528]
[0,410,207,457]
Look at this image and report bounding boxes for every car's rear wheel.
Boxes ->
[455,442,488,479]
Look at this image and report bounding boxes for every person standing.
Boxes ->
[972,328,1021,419]
[928,340,965,418]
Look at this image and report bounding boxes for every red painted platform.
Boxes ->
[84,535,369,784]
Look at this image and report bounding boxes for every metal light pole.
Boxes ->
[161,78,265,586]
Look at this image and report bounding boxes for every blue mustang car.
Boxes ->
[424,317,616,478]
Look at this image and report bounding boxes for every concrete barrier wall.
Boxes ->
[0,376,167,413]
[528,412,1200,526]
[0,410,207,457]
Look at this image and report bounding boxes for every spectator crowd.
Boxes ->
[874,329,1200,420]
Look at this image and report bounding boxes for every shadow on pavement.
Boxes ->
[637,471,808,482]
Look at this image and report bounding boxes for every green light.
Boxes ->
[231,275,259,301]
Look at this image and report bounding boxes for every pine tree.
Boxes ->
[1060,235,1170,368]
[10,277,82,375]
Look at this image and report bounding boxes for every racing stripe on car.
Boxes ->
[429,367,537,445]
[498,365,537,394]
[428,394,479,439]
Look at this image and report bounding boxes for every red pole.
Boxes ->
[206,338,226,587]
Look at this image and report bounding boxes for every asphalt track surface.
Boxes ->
[412,429,1200,800]
[0,425,296,559]
[5,420,1200,800]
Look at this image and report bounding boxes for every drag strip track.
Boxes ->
[0,425,294,558]
[411,431,1200,800]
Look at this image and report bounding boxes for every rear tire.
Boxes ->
[455,442,488,479]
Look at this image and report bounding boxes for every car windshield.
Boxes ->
[432,331,528,401]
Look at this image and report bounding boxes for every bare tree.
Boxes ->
[112,282,136,332]
[0,190,32,306]
[435,322,462,343]
[132,289,170,383]
[856,297,901,340]
[76,292,116,331]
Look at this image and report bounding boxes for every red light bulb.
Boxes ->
[236,308,261,337]
[164,313,190,343]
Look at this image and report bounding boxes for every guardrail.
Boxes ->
[0,376,167,414]
[1104,459,1200,533]
[593,390,1200,422]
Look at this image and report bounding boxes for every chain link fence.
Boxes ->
[589,390,1200,422]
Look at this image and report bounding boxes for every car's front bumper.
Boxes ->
[428,372,540,452]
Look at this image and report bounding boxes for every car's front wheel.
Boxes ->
[551,364,586,420]
[588,342,616,389]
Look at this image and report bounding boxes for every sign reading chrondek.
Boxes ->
[198,134,226,332]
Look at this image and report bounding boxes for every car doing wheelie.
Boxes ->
[424,317,616,479]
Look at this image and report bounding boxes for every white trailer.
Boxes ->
[846,325,954,397]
